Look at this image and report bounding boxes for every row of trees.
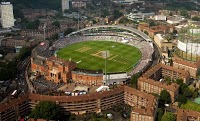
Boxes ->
[156,90,175,121]
[165,1,198,11]
[0,45,34,81]
[156,78,200,121]
[29,101,70,121]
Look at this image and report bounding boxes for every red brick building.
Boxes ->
[71,68,103,86]
[177,108,200,121]
[138,24,174,38]
[1,36,36,48]
[45,56,77,83]
[31,56,77,83]
[173,56,200,78]
[0,86,158,121]
[137,63,190,102]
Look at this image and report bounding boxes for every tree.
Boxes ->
[159,90,171,105]
[52,21,60,28]
[156,108,164,121]
[183,87,193,98]
[101,9,110,17]
[175,78,183,85]
[192,16,200,21]
[161,112,176,121]
[149,21,156,27]
[164,76,171,84]
[16,47,32,61]
[25,19,40,29]
[64,28,75,36]
[179,83,188,94]
[177,94,187,105]
[113,10,122,19]
[29,101,65,120]
[192,89,199,98]
[180,10,189,18]
[130,72,141,88]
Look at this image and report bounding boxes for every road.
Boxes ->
[17,57,30,95]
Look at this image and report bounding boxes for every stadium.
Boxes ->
[176,25,200,61]
[53,25,155,77]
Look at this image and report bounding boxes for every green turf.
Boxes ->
[57,41,142,73]
[181,101,200,112]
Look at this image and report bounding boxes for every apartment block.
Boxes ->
[138,63,190,102]
[0,2,14,28]
[173,56,200,78]
[177,108,200,121]
[0,86,158,121]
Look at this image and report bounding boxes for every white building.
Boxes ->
[0,2,15,28]
[126,12,155,21]
[154,15,167,21]
[167,15,186,25]
[113,0,139,4]
[62,0,70,12]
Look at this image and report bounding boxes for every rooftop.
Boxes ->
[139,77,179,92]
[72,68,103,74]
[173,56,200,68]
[177,108,200,121]
[143,63,190,78]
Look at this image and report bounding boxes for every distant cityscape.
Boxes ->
[0,0,200,121]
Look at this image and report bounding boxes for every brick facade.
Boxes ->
[71,69,103,86]
[137,63,190,102]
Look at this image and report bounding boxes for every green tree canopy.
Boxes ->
[156,108,164,121]
[64,28,75,36]
[29,101,63,120]
[183,87,193,98]
[130,72,141,88]
[159,90,171,105]
[25,19,40,29]
[180,9,189,18]
[161,112,176,121]
[113,10,123,19]
[177,94,187,105]
[175,78,183,85]
[52,21,60,28]
[192,16,200,21]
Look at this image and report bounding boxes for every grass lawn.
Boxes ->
[181,100,200,112]
[57,41,141,73]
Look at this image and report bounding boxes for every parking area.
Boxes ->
[31,76,65,94]
[31,76,99,95]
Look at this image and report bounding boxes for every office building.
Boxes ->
[0,2,15,28]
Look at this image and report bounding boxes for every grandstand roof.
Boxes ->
[67,25,153,43]
[72,68,103,74]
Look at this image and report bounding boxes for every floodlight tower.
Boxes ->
[43,23,47,41]
[104,50,110,85]
[104,50,107,85]
[77,0,80,30]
